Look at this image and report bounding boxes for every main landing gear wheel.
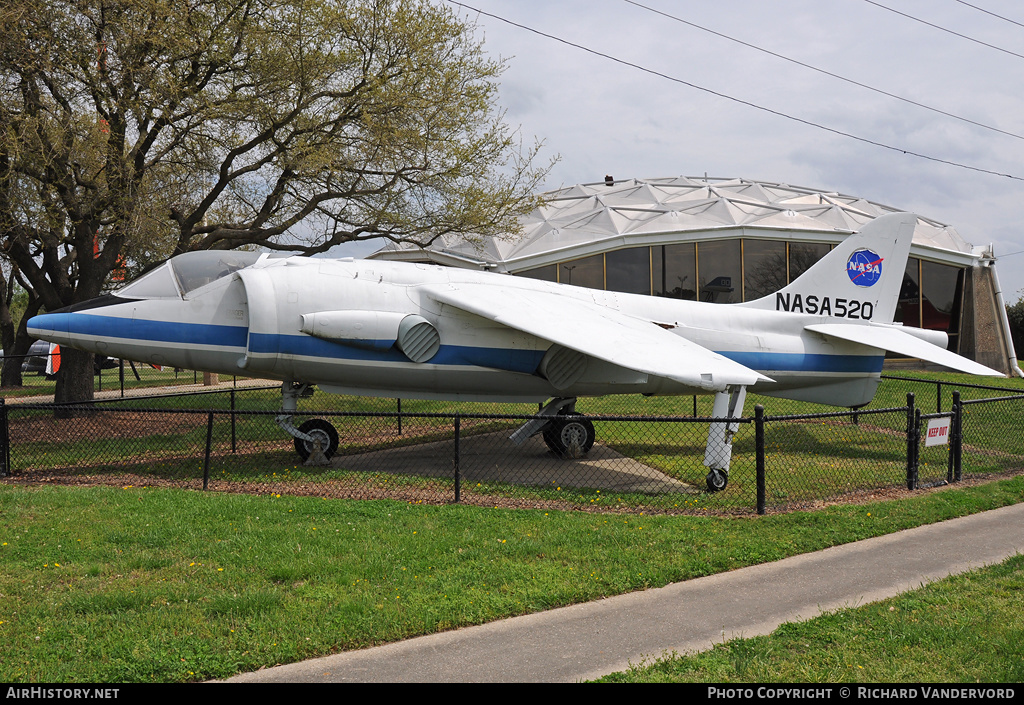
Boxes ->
[543,413,596,458]
[706,468,729,493]
[294,419,339,462]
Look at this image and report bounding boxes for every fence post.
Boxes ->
[453,415,461,503]
[755,404,765,515]
[936,382,942,414]
[230,389,237,454]
[119,359,125,397]
[397,398,403,435]
[908,407,921,491]
[202,411,214,490]
[906,393,917,490]
[953,390,962,482]
[0,399,8,478]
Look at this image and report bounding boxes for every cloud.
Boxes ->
[454,0,1024,293]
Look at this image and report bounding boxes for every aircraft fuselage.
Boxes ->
[31,254,884,407]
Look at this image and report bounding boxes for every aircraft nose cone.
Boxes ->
[27,312,67,338]
[27,294,132,348]
[27,312,73,347]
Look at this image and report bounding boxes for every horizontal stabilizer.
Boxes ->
[806,323,1003,377]
[423,283,771,391]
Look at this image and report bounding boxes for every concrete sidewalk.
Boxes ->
[225,502,1024,683]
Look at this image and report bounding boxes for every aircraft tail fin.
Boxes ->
[739,211,916,324]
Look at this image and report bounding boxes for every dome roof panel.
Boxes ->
[370,176,977,265]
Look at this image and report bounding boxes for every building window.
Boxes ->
[894,257,964,352]
[896,258,921,327]
[921,260,964,351]
[920,260,962,331]
[517,265,558,282]
[788,242,831,281]
[652,243,697,300]
[606,247,652,295]
[559,254,603,288]
[697,240,742,303]
[742,239,787,302]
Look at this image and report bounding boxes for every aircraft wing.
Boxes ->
[806,323,1003,377]
[422,283,771,391]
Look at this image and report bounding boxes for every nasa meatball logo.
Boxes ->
[847,249,883,287]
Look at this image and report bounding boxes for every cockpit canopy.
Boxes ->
[117,251,270,299]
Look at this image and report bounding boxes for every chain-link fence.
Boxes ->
[2,352,215,397]
[879,374,1024,486]
[2,374,1023,515]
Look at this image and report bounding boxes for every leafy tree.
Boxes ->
[0,0,550,403]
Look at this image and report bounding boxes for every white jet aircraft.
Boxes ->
[27,212,1001,491]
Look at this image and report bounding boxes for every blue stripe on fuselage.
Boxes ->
[719,350,884,374]
[248,332,546,373]
[32,313,885,376]
[31,312,249,348]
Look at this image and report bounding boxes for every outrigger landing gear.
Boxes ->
[703,386,747,493]
[706,468,728,493]
[276,382,338,465]
[543,410,596,458]
[510,397,595,458]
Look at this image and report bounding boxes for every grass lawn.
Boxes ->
[2,369,1024,682]
[1,475,1022,682]
[597,552,1024,683]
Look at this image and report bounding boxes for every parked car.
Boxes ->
[22,340,50,375]
[22,341,119,376]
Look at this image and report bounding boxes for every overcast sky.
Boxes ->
[342,1,1024,297]
[452,0,1024,294]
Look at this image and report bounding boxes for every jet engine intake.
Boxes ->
[396,314,440,363]
[538,344,588,390]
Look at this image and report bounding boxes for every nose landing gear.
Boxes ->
[293,418,339,462]
[276,382,339,465]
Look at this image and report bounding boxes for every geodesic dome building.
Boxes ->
[372,176,1018,375]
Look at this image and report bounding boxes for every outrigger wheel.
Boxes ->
[542,411,596,458]
[293,418,340,462]
[705,468,729,493]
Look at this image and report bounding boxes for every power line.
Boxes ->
[623,0,1024,142]
[954,0,1024,29]
[447,1,1024,182]
[863,0,1024,60]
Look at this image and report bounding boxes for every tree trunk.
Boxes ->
[53,347,95,417]
[0,346,24,388]
[0,297,41,388]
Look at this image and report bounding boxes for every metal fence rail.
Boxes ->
[2,375,1024,515]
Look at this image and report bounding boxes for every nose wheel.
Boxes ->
[293,418,340,462]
